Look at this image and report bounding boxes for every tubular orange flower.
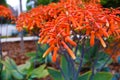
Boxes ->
[90,31,95,47]
[38,35,45,43]
[41,36,49,44]
[42,45,55,58]
[61,41,76,59]
[96,33,106,48]
[110,19,115,32]
[52,47,58,62]
[65,36,77,46]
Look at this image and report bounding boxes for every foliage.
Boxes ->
[0,57,49,80]
[101,0,120,8]
[36,0,59,5]
[0,0,7,6]
[26,0,59,10]
[48,55,113,80]
[78,71,113,80]
[26,44,52,64]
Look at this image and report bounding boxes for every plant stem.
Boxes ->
[74,41,85,80]
[89,56,99,80]
[97,46,119,72]
[89,40,100,80]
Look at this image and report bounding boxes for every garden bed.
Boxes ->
[2,40,36,65]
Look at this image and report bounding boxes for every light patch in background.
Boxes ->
[6,0,27,11]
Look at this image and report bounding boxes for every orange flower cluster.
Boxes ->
[16,5,45,31]
[16,0,120,62]
[0,5,14,20]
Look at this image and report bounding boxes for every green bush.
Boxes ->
[101,0,120,8]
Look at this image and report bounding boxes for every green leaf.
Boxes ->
[18,61,31,71]
[1,69,12,80]
[61,56,69,78]
[48,67,64,80]
[45,54,52,63]
[1,57,25,80]
[94,52,112,69]
[1,57,18,70]
[17,61,33,76]
[93,72,113,80]
[30,65,49,78]
[26,52,36,57]
[78,71,113,80]
[11,70,24,80]
[78,71,91,80]
[0,62,3,72]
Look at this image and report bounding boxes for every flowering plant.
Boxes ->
[17,0,120,61]
[16,0,120,80]
[0,5,15,20]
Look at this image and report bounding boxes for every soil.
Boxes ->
[2,41,36,65]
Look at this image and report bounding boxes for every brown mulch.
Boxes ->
[2,41,36,65]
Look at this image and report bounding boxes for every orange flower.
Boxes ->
[61,41,76,59]
[0,5,15,20]
[43,45,55,58]
[41,36,49,44]
[52,47,58,62]
[96,33,106,48]
[65,36,77,46]
[90,31,95,47]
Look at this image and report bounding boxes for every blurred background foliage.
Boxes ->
[26,0,120,10]
[100,0,120,8]
[26,0,59,10]
[0,0,7,6]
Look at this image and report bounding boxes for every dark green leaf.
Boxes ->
[48,67,64,80]
[61,56,70,78]
[78,71,91,80]
[1,69,13,80]
[11,70,24,80]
